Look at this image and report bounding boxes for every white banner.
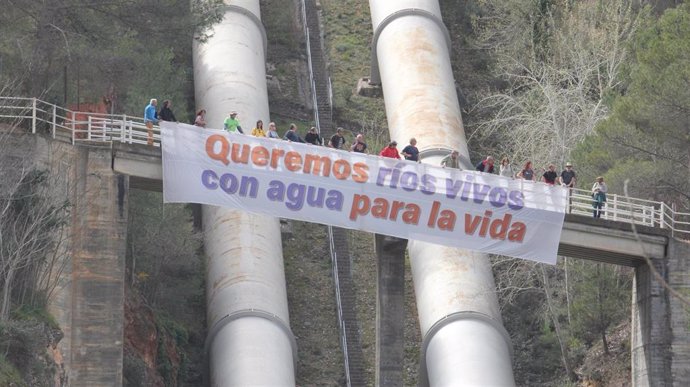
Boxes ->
[161,122,566,264]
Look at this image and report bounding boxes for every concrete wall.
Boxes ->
[668,238,690,385]
[67,145,128,385]
[2,131,128,386]
[632,237,690,387]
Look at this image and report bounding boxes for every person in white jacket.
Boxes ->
[591,176,608,218]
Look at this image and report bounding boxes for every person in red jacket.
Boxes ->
[379,141,401,159]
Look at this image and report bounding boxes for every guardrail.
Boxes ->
[1,96,688,238]
[327,227,352,387]
[0,96,161,147]
[566,187,689,237]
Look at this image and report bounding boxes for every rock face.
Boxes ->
[1,127,127,386]
[124,291,184,387]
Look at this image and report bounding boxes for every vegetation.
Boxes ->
[0,125,70,385]
[572,1,690,210]
[125,190,205,386]
[0,0,224,120]
[0,0,687,385]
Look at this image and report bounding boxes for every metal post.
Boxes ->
[121,115,126,143]
[52,104,57,139]
[612,194,618,222]
[87,115,92,140]
[31,98,37,133]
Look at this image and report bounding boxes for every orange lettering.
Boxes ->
[270,148,285,169]
[206,134,230,165]
[332,159,351,180]
[284,151,302,172]
[251,146,269,166]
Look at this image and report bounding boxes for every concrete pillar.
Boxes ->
[68,146,128,385]
[632,237,690,387]
[374,234,408,386]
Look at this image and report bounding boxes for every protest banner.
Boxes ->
[162,122,567,264]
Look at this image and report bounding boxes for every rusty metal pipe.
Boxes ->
[193,1,296,385]
[369,1,515,385]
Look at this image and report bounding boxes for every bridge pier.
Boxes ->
[59,145,128,386]
[374,234,408,386]
[632,237,690,387]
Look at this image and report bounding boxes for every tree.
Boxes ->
[0,127,70,321]
[572,1,690,209]
[0,0,224,115]
[570,262,631,354]
[470,0,639,172]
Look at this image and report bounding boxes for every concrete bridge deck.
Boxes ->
[110,141,670,267]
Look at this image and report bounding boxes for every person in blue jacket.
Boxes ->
[144,98,158,146]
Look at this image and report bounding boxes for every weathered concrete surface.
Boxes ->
[374,234,408,387]
[667,238,690,385]
[0,130,128,386]
[632,237,690,387]
[560,214,668,267]
[68,145,128,386]
[113,142,162,190]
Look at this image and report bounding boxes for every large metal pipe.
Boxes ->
[193,1,296,385]
[368,1,515,385]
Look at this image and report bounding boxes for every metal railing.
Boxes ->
[0,96,161,147]
[566,187,689,237]
[2,96,689,238]
[327,227,352,387]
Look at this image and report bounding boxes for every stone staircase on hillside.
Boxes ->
[304,0,333,136]
[303,0,366,385]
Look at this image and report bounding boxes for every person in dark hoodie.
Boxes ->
[158,100,177,122]
[475,156,495,173]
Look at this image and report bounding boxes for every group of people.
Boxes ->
[144,98,179,146]
[147,100,609,218]
[476,155,607,217]
[379,140,607,218]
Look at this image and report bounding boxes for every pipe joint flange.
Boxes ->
[204,308,298,382]
[418,311,513,387]
[419,147,473,170]
[419,147,454,160]
[370,8,452,85]
[221,4,268,58]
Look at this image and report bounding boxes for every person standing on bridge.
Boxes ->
[441,150,461,169]
[379,140,401,159]
[499,157,513,178]
[559,162,577,188]
[144,98,158,146]
[224,111,243,134]
[158,100,177,123]
[328,127,346,149]
[542,164,558,185]
[267,122,280,139]
[592,176,608,218]
[251,120,266,137]
[401,137,420,162]
[304,127,322,145]
[350,134,368,153]
[475,155,495,173]
[516,161,534,181]
[283,123,305,143]
[194,109,207,128]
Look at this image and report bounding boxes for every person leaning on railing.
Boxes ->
[158,100,178,123]
[592,176,608,218]
[144,98,158,146]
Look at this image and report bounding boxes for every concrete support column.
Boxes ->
[69,147,128,386]
[368,0,515,385]
[374,234,408,386]
[632,237,690,387]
